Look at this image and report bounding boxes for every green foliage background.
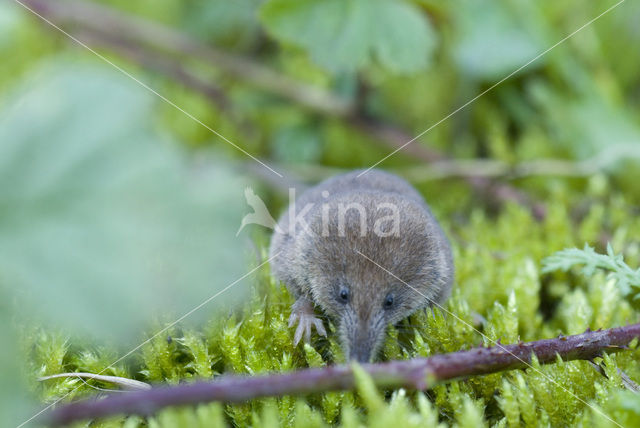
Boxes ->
[2,0,640,426]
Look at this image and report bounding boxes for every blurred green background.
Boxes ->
[2,0,640,426]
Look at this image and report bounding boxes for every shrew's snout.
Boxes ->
[349,336,375,363]
[342,312,387,363]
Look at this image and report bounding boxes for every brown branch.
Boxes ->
[21,0,546,219]
[46,323,640,425]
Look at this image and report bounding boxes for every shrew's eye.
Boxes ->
[338,288,349,303]
[383,294,394,309]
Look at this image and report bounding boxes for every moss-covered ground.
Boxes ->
[27,178,640,428]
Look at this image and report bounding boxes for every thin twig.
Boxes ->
[39,373,151,391]
[267,148,639,188]
[46,323,640,425]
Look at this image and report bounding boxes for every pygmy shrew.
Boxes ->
[269,169,454,362]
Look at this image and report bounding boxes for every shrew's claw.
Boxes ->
[289,298,326,345]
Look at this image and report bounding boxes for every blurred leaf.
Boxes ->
[596,1,640,89]
[0,60,250,343]
[271,125,322,164]
[0,1,22,48]
[453,0,546,80]
[260,0,437,74]
[184,0,263,49]
[0,297,32,426]
[529,82,640,195]
[536,91,640,158]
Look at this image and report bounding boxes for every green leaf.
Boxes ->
[542,244,640,300]
[536,90,640,161]
[453,0,545,80]
[184,0,263,49]
[260,0,436,74]
[0,1,22,49]
[0,60,250,342]
[271,125,322,164]
[0,304,32,425]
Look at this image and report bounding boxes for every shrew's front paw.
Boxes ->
[288,298,327,345]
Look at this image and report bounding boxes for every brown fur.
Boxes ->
[270,169,454,362]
